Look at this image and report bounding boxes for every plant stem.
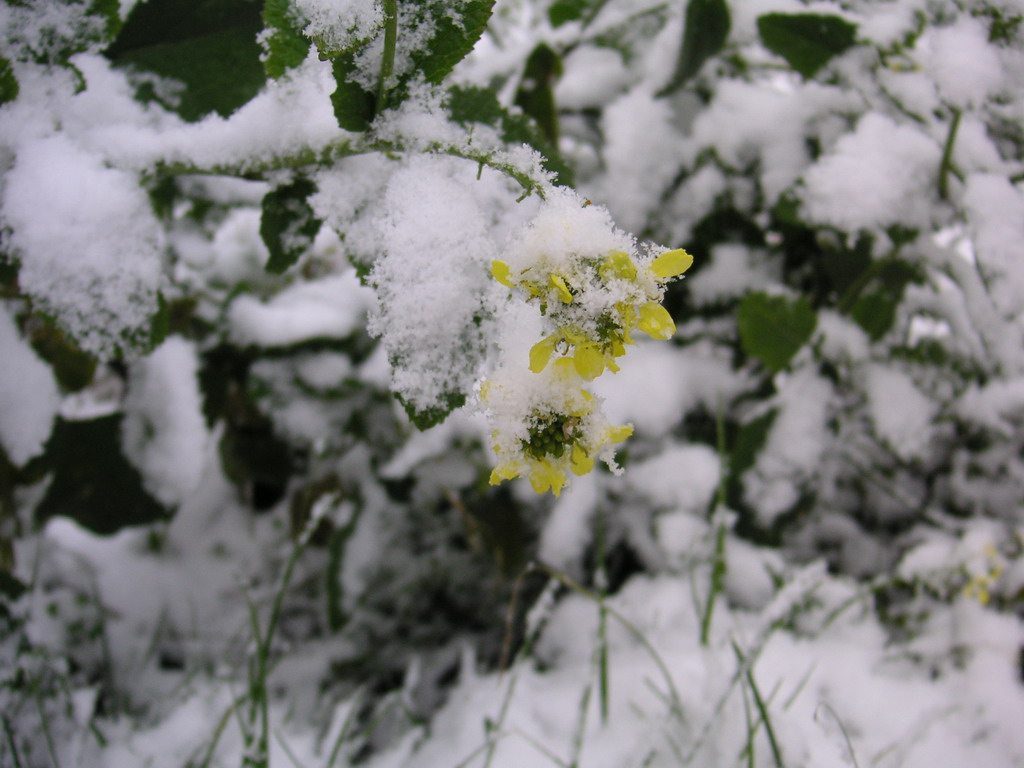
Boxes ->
[596,507,610,724]
[151,139,367,180]
[938,107,961,201]
[151,138,548,199]
[733,642,786,768]
[536,561,684,720]
[700,400,728,646]
[377,0,398,111]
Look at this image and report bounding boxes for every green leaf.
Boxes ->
[514,43,562,147]
[326,0,492,129]
[660,0,730,95]
[737,293,817,373]
[260,177,323,273]
[730,410,778,481]
[261,0,311,78]
[27,319,97,393]
[0,57,18,106]
[89,0,123,41]
[849,259,920,341]
[331,53,377,132]
[34,415,168,534]
[105,0,265,122]
[397,392,466,431]
[219,418,294,510]
[409,0,494,86]
[548,0,591,27]
[445,84,574,186]
[757,13,858,79]
[149,293,172,349]
[725,408,778,516]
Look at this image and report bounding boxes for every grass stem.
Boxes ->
[938,107,962,201]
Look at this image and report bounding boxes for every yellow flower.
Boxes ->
[604,424,634,443]
[492,260,516,287]
[529,330,624,381]
[489,462,520,485]
[637,302,676,340]
[569,443,594,476]
[550,273,574,303]
[600,250,638,282]
[529,458,567,496]
[649,248,693,280]
[573,342,605,380]
[529,334,558,374]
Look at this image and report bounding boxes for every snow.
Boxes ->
[294,0,384,53]
[538,473,598,570]
[597,88,679,233]
[625,442,720,513]
[962,173,1024,319]
[555,46,630,110]
[0,304,60,465]
[228,271,374,346]
[121,336,210,506]
[0,135,163,357]
[922,17,1006,110]
[685,78,857,206]
[3,1,1024,766]
[687,243,778,307]
[364,155,505,411]
[745,368,832,523]
[801,112,941,233]
[863,363,937,462]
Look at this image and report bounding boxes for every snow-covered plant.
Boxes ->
[3,0,1024,765]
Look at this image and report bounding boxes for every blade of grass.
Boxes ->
[815,703,861,768]
[700,399,729,646]
[535,561,684,721]
[481,574,559,768]
[738,671,755,768]
[510,727,570,767]
[595,507,610,724]
[3,716,25,768]
[275,728,306,768]
[732,642,785,768]
[782,663,817,711]
[34,690,62,768]
[325,688,364,768]
[568,680,593,768]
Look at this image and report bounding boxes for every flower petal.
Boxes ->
[550,273,573,303]
[605,424,634,443]
[489,463,520,485]
[637,302,676,340]
[650,249,693,280]
[600,251,638,282]
[529,334,558,373]
[492,260,516,287]
[573,343,605,380]
[570,443,595,476]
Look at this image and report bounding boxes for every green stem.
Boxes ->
[150,139,367,180]
[536,561,684,719]
[836,256,889,315]
[377,0,398,112]
[596,508,609,724]
[151,138,548,199]
[700,400,728,646]
[732,642,785,768]
[938,107,961,201]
